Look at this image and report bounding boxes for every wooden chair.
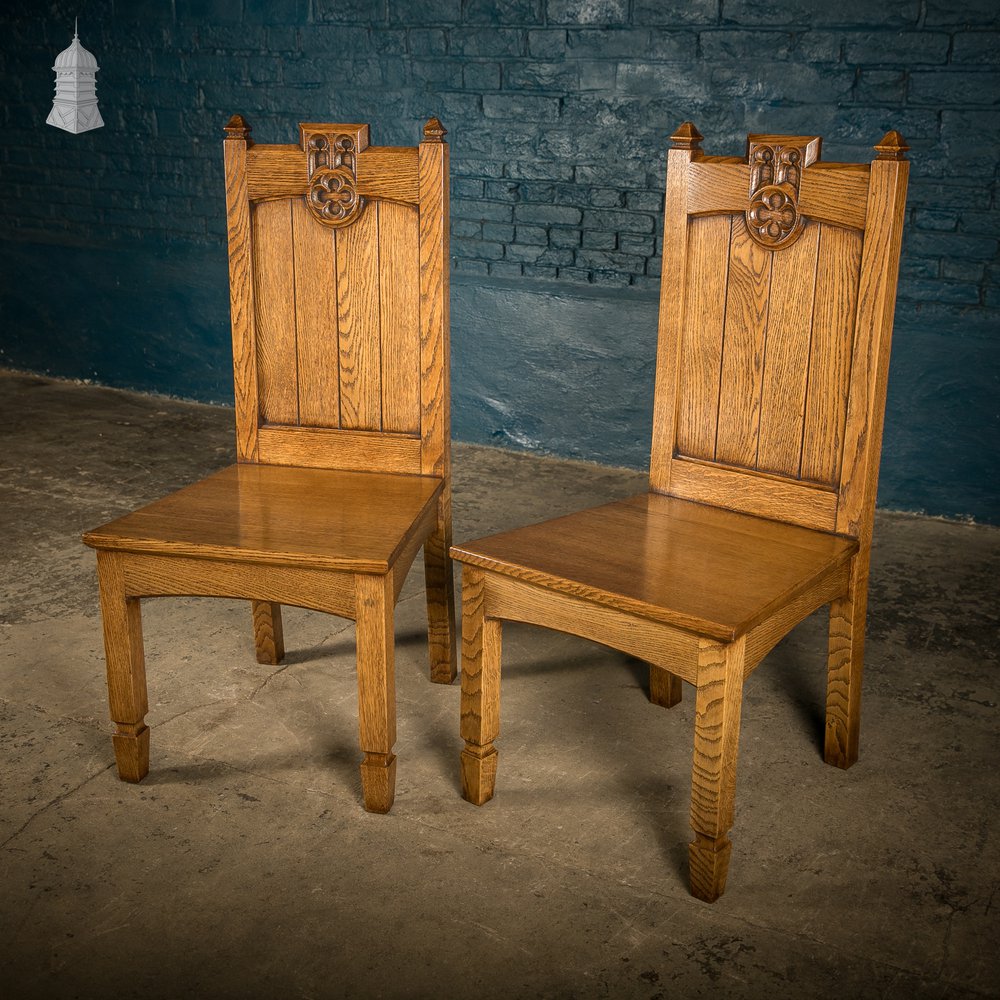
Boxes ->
[451,124,909,901]
[83,114,455,813]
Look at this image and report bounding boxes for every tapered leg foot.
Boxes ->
[96,551,151,784]
[360,751,397,813]
[112,723,150,783]
[355,574,398,814]
[689,833,733,903]
[688,637,745,902]
[460,745,497,805]
[825,559,868,769]
[649,665,682,707]
[458,566,503,806]
[252,601,284,665]
[424,496,457,684]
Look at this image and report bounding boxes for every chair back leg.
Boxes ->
[424,494,457,684]
[251,600,285,665]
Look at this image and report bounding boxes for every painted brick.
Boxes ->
[243,0,309,23]
[906,231,998,261]
[722,0,920,27]
[579,61,618,90]
[451,28,524,57]
[583,209,654,233]
[899,279,981,305]
[528,29,568,58]
[483,94,561,120]
[453,258,489,275]
[700,29,796,61]
[522,264,560,279]
[843,30,949,64]
[452,198,515,222]
[483,223,516,242]
[855,70,907,106]
[465,0,543,22]
[952,32,1000,64]
[914,209,959,232]
[942,260,986,283]
[910,71,1000,106]
[408,29,448,55]
[557,266,596,284]
[490,261,524,278]
[484,179,522,201]
[515,224,549,244]
[633,0,717,26]
[455,158,506,178]
[619,233,655,255]
[549,227,582,247]
[464,62,502,89]
[505,244,575,264]
[313,0,387,23]
[589,188,624,208]
[505,61,580,91]
[794,31,845,63]
[924,0,1000,28]
[453,178,486,198]
[453,219,483,238]
[387,0,460,23]
[617,61,711,100]
[514,203,583,225]
[582,230,616,249]
[505,160,575,181]
[546,0,628,26]
[566,29,650,58]
[453,237,505,260]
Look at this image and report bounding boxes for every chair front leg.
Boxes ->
[355,573,397,813]
[251,600,284,665]
[825,553,869,769]
[459,566,502,806]
[424,492,457,684]
[96,551,150,783]
[689,636,746,903]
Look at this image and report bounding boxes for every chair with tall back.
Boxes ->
[83,114,455,813]
[451,124,909,901]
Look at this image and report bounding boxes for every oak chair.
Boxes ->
[452,124,909,901]
[83,114,455,813]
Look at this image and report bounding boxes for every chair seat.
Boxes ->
[84,464,444,574]
[451,492,858,642]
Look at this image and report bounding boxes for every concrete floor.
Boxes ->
[1,369,998,1000]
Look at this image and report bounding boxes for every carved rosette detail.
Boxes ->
[746,141,812,250]
[306,133,365,228]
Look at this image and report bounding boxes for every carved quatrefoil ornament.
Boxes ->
[745,135,820,251]
[300,123,370,229]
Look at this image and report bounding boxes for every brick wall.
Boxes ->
[0,1,998,520]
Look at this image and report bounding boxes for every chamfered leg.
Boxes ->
[689,636,746,903]
[825,553,869,769]
[355,573,397,813]
[251,600,285,665]
[96,550,150,783]
[424,492,457,684]
[459,565,502,806]
[649,665,683,707]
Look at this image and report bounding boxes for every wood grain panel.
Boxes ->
[247,145,420,204]
[336,202,382,430]
[378,201,421,433]
[799,164,869,231]
[256,424,422,474]
[800,225,863,484]
[715,217,773,467]
[668,457,838,532]
[755,222,821,477]
[686,162,748,216]
[251,199,299,425]
[676,214,731,460]
[289,198,340,428]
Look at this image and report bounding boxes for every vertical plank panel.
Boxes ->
[378,201,421,433]
[755,222,821,477]
[800,225,863,485]
[252,199,299,425]
[675,214,731,461]
[336,202,382,430]
[714,217,772,468]
[291,199,340,428]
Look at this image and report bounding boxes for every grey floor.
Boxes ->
[1,369,998,1000]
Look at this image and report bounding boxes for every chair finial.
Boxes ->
[423,117,447,142]
[670,122,703,150]
[874,130,909,161]
[224,114,252,142]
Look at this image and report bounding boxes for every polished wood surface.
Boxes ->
[84,115,455,810]
[451,123,908,902]
[452,493,857,643]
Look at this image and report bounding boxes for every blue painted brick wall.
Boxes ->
[0,0,998,520]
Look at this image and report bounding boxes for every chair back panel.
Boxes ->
[651,127,908,541]
[223,116,450,479]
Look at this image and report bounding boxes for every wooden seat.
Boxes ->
[451,123,909,901]
[83,115,455,813]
